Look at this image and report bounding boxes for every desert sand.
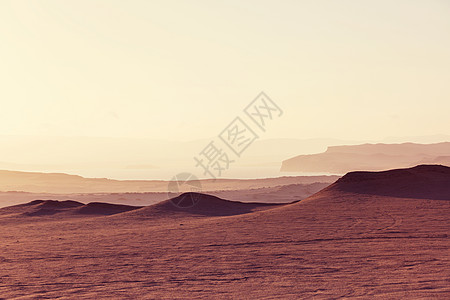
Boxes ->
[0,165,449,298]
[0,173,337,208]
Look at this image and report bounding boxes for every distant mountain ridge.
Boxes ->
[0,169,337,194]
[281,142,450,174]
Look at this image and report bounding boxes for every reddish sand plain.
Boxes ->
[0,165,448,298]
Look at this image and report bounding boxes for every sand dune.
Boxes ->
[329,164,450,200]
[0,199,141,221]
[0,193,283,222]
[0,165,448,298]
[123,193,283,220]
[75,202,142,215]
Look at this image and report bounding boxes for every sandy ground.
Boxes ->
[0,166,449,299]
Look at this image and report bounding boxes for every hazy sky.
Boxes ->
[1,0,449,142]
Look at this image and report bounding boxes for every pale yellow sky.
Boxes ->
[1,0,449,142]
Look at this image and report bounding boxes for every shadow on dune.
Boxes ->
[0,199,142,217]
[75,202,142,215]
[0,193,283,221]
[127,192,284,218]
[25,199,84,208]
[22,200,84,216]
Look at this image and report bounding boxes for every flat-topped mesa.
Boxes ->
[281,142,450,173]
[325,142,450,155]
